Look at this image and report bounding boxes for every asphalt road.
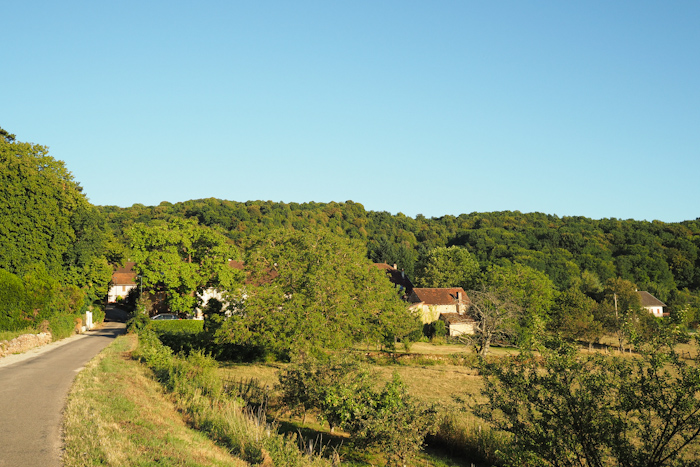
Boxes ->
[0,307,127,467]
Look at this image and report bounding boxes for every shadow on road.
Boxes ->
[104,304,132,323]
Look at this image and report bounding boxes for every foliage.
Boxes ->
[0,131,111,301]
[463,289,522,356]
[278,354,438,465]
[485,262,556,348]
[415,245,481,290]
[150,319,205,355]
[211,228,419,361]
[550,287,603,347]
[350,373,439,466]
[478,337,700,467]
[126,313,151,334]
[128,218,244,314]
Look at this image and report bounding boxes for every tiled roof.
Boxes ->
[637,291,666,308]
[439,312,475,324]
[112,262,136,285]
[409,288,469,306]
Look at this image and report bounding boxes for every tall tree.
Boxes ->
[212,228,418,360]
[415,245,481,290]
[128,218,243,314]
[485,262,556,348]
[0,129,110,302]
[465,289,521,356]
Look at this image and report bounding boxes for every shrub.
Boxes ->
[48,314,80,340]
[151,319,205,355]
[91,306,105,325]
[278,355,438,465]
[126,313,151,334]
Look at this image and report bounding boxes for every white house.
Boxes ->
[108,262,137,303]
[637,291,667,318]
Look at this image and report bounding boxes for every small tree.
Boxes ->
[352,373,438,466]
[463,289,521,356]
[277,356,438,465]
[478,336,700,467]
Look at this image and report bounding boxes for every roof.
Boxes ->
[637,291,667,308]
[439,312,475,324]
[408,288,469,306]
[373,263,414,293]
[112,262,136,285]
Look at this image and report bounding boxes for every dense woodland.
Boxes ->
[99,198,700,323]
[3,126,700,341]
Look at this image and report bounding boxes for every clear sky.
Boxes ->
[3,1,699,222]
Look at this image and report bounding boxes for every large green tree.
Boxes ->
[0,128,111,303]
[211,228,418,360]
[485,262,557,348]
[415,245,480,290]
[128,218,243,314]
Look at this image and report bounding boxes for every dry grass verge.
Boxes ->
[62,334,247,467]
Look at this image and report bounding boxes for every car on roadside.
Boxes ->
[150,313,180,320]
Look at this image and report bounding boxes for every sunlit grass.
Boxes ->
[62,334,246,467]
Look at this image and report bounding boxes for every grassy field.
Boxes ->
[218,343,497,466]
[62,334,247,467]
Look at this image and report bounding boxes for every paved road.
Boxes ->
[0,307,127,467]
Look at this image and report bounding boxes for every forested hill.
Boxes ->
[98,199,700,302]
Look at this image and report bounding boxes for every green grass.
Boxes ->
[62,334,247,467]
[0,328,39,342]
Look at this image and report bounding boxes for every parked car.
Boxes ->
[151,313,180,320]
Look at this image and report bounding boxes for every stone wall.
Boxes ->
[0,333,52,358]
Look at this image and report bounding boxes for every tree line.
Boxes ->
[0,128,114,332]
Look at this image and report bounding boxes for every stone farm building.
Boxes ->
[407,287,476,336]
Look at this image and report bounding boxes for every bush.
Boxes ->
[167,350,223,398]
[48,314,80,340]
[126,313,151,334]
[91,306,105,325]
[151,319,205,355]
[278,355,438,465]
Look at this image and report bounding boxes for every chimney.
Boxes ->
[456,291,461,314]
[393,264,397,270]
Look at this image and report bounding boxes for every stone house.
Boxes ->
[408,287,475,336]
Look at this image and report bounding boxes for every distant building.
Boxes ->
[107,262,137,303]
[637,290,668,318]
[407,287,473,333]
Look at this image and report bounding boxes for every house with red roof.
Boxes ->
[108,262,137,303]
[407,287,475,336]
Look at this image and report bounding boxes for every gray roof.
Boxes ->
[637,291,666,308]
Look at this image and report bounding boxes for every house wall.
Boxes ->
[448,322,475,337]
[195,288,226,319]
[108,284,136,303]
[645,306,663,318]
[415,304,454,324]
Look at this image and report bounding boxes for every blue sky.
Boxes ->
[3,1,699,222]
